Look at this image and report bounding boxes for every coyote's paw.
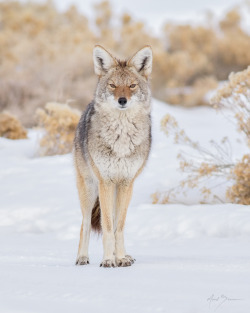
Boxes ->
[100,259,117,268]
[75,256,89,265]
[116,255,135,267]
[125,255,136,264]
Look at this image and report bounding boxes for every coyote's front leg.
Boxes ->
[98,181,116,267]
[115,183,135,267]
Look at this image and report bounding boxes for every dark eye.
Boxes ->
[130,84,137,89]
[109,84,116,88]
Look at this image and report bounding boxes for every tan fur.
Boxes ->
[75,154,97,265]
[74,45,152,267]
[114,86,132,100]
[114,182,133,261]
[77,220,83,256]
[98,181,115,232]
[115,183,133,231]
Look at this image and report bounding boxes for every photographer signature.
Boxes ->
[207,294,243,311]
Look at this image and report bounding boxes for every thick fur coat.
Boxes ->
[74,45,153,267]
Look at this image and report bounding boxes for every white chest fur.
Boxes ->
[102,113,146,157]
[89,110,150,182]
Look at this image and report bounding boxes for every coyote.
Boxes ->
[74,45,153,267]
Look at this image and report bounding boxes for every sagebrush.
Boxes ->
[0,111,27,139]
[153,66,250,205]
[36,102,80,156]
[1,1,250,125]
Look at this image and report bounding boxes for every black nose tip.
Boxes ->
[118,97,127,105]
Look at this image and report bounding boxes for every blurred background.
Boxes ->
[0,0,249,126]
[1,3,250,310]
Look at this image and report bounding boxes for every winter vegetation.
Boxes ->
[0,1,250,126]
[0,111,27,139]
[36,102,81,156]
[152,66,250,205]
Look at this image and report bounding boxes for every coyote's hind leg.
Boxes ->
[75,169,97,265]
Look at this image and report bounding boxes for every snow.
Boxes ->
[0,99,250,313]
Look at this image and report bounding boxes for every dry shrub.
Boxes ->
[164,8,250,80]
[36,102,81,156]
[152,114,234,204]
[160,7,250,105]
[164,76,218,107]
[1,1,250,122]
[227,155,250,205]
[0,111,27,139]
[213,66,250,204]
[0,1,96,126]
[153,66,250,204]
[213,66,250,146]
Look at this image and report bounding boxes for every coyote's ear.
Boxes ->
[128,46,152,77]
[93,45,117,75]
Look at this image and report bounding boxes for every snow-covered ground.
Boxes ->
[0,99,250,313]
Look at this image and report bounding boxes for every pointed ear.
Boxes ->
[93,45,117,75]
[128,46,153,77]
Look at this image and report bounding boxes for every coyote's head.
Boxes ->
[93,45,152,111]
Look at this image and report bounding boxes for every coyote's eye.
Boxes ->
[129,84,137,89]
[109,84,116,88]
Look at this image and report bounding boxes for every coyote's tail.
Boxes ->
[91,197,101,233]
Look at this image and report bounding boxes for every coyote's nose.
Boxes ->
[118,97,127,106]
